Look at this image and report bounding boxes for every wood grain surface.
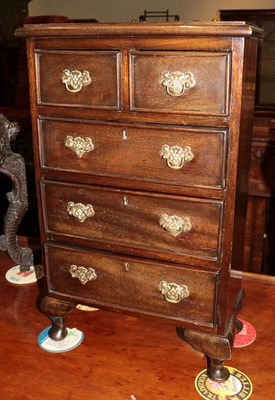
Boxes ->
[0,242,274,400]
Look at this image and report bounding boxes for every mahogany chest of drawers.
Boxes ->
[16,22,261,381]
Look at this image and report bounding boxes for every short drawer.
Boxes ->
[130,51,230,115]
[39,118,227,190]
[45,243,220,326]
[36,50,120,108]
[42,181,223,261]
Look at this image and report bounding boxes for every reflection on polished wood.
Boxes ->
[0,243,274,399]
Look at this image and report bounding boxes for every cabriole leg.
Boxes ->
[176,327,232,382]
[40,296,76,341]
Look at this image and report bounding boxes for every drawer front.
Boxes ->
[39,118,227,190]
[130,51,230,115]
[42,181,223,260]
[45,243,219,326]
[36,50,120,108]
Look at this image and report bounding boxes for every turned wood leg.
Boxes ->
[207,357,230,381]
[233,288,245,335]
[176,288,245,381]
[236,318,244,334]
[40,296,76,341]
[176,327,232,382]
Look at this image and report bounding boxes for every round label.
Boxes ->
[195,366,253,400]
[38,326,84,353]
[234,320,256,348]
[5,264,44,285]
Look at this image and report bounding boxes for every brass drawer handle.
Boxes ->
[65,135,94,158]
[160,144,194,169]
[161,71,195,97]
[67,201,95,223]
[61,69,92,93]
[159,214,192,237]
[69,265,97,285]
[159,280,190,303]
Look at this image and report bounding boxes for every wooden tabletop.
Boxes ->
[0,244,274,399]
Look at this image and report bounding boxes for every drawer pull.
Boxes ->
[161,71,195,97]
[65,135,94,158]
[159,281,190,303]
[69,265,97,285]
[61,69,92,93]
[159,214,192,237]
[160,144,194,169]
[67,201,95,223]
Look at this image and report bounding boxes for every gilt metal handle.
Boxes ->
[61,69,92,93]
[159,214,192,237]
[160,144,193,169]
[69,265,97,285]
[65,135,94,158]
[67,201,95,223]
[161,71,195,97]
[159,281,190,303]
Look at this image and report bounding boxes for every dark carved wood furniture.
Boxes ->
[16,22,261,381]
[220,10,275,275]
[0,113,33,270]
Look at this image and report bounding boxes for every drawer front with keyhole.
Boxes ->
[42,181,223,262]
[45,242,219,326]
[39,117,227,191]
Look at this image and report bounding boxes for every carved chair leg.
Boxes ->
[1,158,34,271]
[40,296,76,341]
[0,114,33,271]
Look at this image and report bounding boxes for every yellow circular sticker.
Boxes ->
[195,366,252,399]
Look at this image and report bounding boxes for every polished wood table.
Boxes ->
[0,243,274,400]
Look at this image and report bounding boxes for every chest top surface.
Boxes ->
[16,20,262,37]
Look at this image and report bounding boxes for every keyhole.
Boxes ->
[123,196,129,206]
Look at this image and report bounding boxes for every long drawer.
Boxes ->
[35,50,121,108]
[39,118,227,190]
[45,242,220,326]
[42,181,223,261]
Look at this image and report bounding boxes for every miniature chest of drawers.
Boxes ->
[16,22,261,381]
